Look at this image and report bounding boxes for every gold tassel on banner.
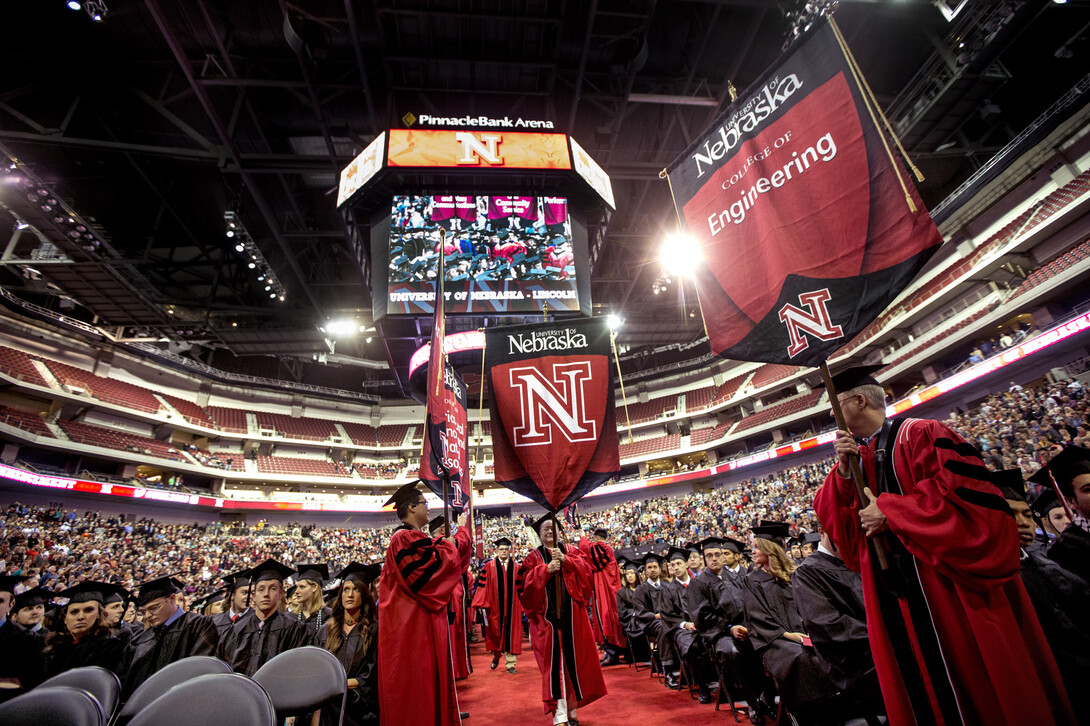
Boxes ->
[828,18,922,213]
[610,326,635,446]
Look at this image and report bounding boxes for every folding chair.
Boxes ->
[126,674,275,726]
[0,685,104,726]
[36,666,120,724]
[113,656,233,726]
[252,646,347,726]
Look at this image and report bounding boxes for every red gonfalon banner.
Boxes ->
[665,20,943,366]
[485,318,620,512]
[419,358,470,509]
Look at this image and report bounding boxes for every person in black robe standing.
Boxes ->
[743,522,838,723]
[0,575,46,703]
[211,569,251,637]
[217,559,310,676]
[316,562,381,726]
[997,468,1089,722]
[293,563,333,638]
[119,576,219,697]
[792,529,882,714]
[43,581,126,677]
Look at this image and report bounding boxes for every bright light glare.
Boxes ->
[67,0,81,9]
[325,319,358,337]
[607,313,622,331]
[661,232,701,277]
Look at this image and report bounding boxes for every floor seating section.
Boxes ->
[57,419,185,461]
[0,404,54,438]
[255,455,350,478]
[45,360,161,413]
[732,391,823,434]
[255,412,338,441]
[0,346,50,387]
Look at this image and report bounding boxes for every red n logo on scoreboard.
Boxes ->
[778,289,844,358]
[508,362,597,447]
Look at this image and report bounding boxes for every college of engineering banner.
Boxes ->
[666,19,943,366]
[485,318,620,512]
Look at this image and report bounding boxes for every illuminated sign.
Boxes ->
[386,130,571,169]
[336,132,386,208]
[409,330,486,380]
[569,136,616,210]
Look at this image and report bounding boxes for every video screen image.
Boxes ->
[385,194,579,314]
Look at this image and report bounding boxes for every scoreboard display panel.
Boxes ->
[377,193,584,316]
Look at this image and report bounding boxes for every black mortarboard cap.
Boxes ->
[295,564,329,584]
[531,511,557,535]
[383,480,425,509]
[58,581,123,605]
[249,559,295,584]
[192,589,226,612]
[1028,488,1063,520]
[0,575,28,595]
[787,536,800,547]
[616,547,637,562]
[619,559,638,571]
[13,586,48,610]
[336,562,381,586]
[135,576,183,608]
[800,532,822,546]
[1029,445,1090,496]
[752,520,791,544]
[640,553,662,568]
[223,568,252,592]
[665,546,691,563]
[699,536,741,554]
[593,529,609,539]
[992,469,1026,501]
[814,364,885,393]
[427,515,447,535]
[494,537,512,547]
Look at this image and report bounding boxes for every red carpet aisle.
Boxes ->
[457,635,755,725]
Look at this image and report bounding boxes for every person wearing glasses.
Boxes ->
[118,575,219,697]
[377,481,471,726]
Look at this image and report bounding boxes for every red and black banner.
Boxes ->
[666,19,943,367]
[485,318,620,512]
[419,359,470,509]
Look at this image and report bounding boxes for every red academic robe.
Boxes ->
[814,418,1075,726]
[378,523,472,726]
[470,557,523,655]
[451,576,471,681]
[517,543,607,716]
[577,537,627,648]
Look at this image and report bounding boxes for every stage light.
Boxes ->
[67,0,82,9]
[226,230,235,238]
[269,292,277,298]
[607,313,623,331]
[661,232,701,277]
[325,319,359,338]
[16,221,29,230]
[235,243,244,252]
[248,262,256,269]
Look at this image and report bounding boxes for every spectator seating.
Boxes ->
[57,419,185,461]
[45,360,161,413]
[880,303,999,373]
[623,395,677,425]
[353,463,401,480]
[709,372,749,407]
[255,412,338,441]
[0,346,50,387]
[689,418,738,447]
[205,406,249,434]
[0,404,54,438]
[255,456,349,478]
[684,385,714,412]
[619,432,682,459]
[158,393,216,428]
[749,364,801,390]
[377,424,411,447]
[1009,237,1090,300]
[340,421,378,447]
[732,391,823,434]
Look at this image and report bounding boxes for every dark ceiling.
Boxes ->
[1,0,1088,398]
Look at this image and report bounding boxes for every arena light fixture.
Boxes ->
[67,0,81,9]
[607,313,622,331]
[225,210,286,302]
[324,318,359,338]
[660,231,701,277]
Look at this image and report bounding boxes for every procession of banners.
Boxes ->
[666,19,943,367]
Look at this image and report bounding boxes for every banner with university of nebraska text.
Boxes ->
[666,19,943,366]
[486,318,620,512]
[419,358,470,509]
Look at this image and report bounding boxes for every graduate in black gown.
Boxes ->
[0,575,46,703]
[1041,446,1090,583]
[316,562,380,726]
[293,563,333,638]
[632,552,689,689]
[211,569,251,637]
[792,529,881,711]
[43,581,126,677]
[102,586,141,647]
[119,576,219,697]
[998,469,1090,722]
[217,559,310,676]
[742,522,838,722]
[615,560,649,662]
[11,585,52,641]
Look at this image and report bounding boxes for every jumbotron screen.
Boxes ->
[379,194,583,315]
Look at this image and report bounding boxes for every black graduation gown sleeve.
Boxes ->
[120,611,220,696]
[791,552,875,692]
[1020,547,1090,722]
[631,581,657,633]
[0,620,46,702]
[1048,524,1090,584]
[217,610,310,676]
[686,571,746,643]
[46,630,126,678]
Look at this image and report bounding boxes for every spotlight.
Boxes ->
[226,230,235,238]
[278,295,285,301]
[661,232,701,277]
[607,313,622,331]
[248,262,256,269]
[235,243,244,252]
[325,319,359,338]
[67,0,82,9]
[269,292,276,298]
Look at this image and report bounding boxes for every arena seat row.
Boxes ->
[618,432,682,458]
[45,360,162,413]
[254,455,350,478]
[1009,237,1090,300]
[0,346,50,388]
[732,391,824,434]
[689,417,738,447]
[880,302,1000,372]
[56,419,185,461]
[204,406,250,434]
[157,393,217,428]
[255,412,339,441]
[749,363,802,390]
[0,404,54,438]
[352,463,402,479]
[623,395,677,425]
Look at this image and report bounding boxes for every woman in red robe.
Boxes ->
[377,484,471,726]
[518,515,606,725]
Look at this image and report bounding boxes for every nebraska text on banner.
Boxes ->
[665,19,943,366]
[485,318,620,512]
